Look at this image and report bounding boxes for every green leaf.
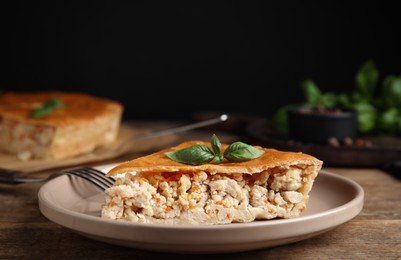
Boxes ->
[211,134,223,164]
[301,79,321,106]
[353,102,377,133]
[223,142,265,162]
[214,154,224,164]
[165,135,265,165]
[30,105,54,118]
[46,97,65,108]
[165,145,215,165]
[30,97,65,118]
[355,60,379,101]
[337,93,353,109]
[376,107,399,134]
[381,75,401,108]
[321,92,337,108]
[211,134,221,156]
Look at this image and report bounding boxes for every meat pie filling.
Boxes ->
[101,166,313,225]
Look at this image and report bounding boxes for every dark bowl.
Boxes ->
[287,106,357,144]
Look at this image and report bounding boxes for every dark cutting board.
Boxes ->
[246,119,401,167]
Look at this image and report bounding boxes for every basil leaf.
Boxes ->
[355,60,379,101]
[211,134,221,155]
[165,145,215,165]
[165,135,265,165]
[301,79,321,106]
[321,92,337,108]
[214,154,224,164]
[223,141,264,162]
[381,75,401,108]
[353,102,377,133]
[30,97,65,118]
[376,107,399,134]
[31,105,54,118]
[211,134,224,164]
[46,97,65,108]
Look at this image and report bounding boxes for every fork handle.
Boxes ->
[0,169,26,184]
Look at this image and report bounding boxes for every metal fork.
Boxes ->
[0,167,115,191]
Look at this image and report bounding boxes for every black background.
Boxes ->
[1,1,400,120]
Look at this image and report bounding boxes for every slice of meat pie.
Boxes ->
[101,137,323,225]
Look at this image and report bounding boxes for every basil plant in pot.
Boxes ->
[281,79,358,144]
[274,59,401,145]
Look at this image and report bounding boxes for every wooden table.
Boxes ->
[1,125,401,259]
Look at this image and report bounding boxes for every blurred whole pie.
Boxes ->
[0,91,124,160]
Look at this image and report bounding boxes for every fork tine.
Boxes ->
[64,167,115,191]
[65,171,110,191]
[80,167,115,187]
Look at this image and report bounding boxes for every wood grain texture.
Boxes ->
[1,129,401,259]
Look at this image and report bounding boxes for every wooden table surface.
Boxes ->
[1,123,400,259]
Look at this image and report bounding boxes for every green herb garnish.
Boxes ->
[31,97,65,118]
[165,134,264,165]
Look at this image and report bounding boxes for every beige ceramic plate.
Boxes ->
[38,165,364,253]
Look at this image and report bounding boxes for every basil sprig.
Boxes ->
[165,134,264,165]
[31,97,65,118]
